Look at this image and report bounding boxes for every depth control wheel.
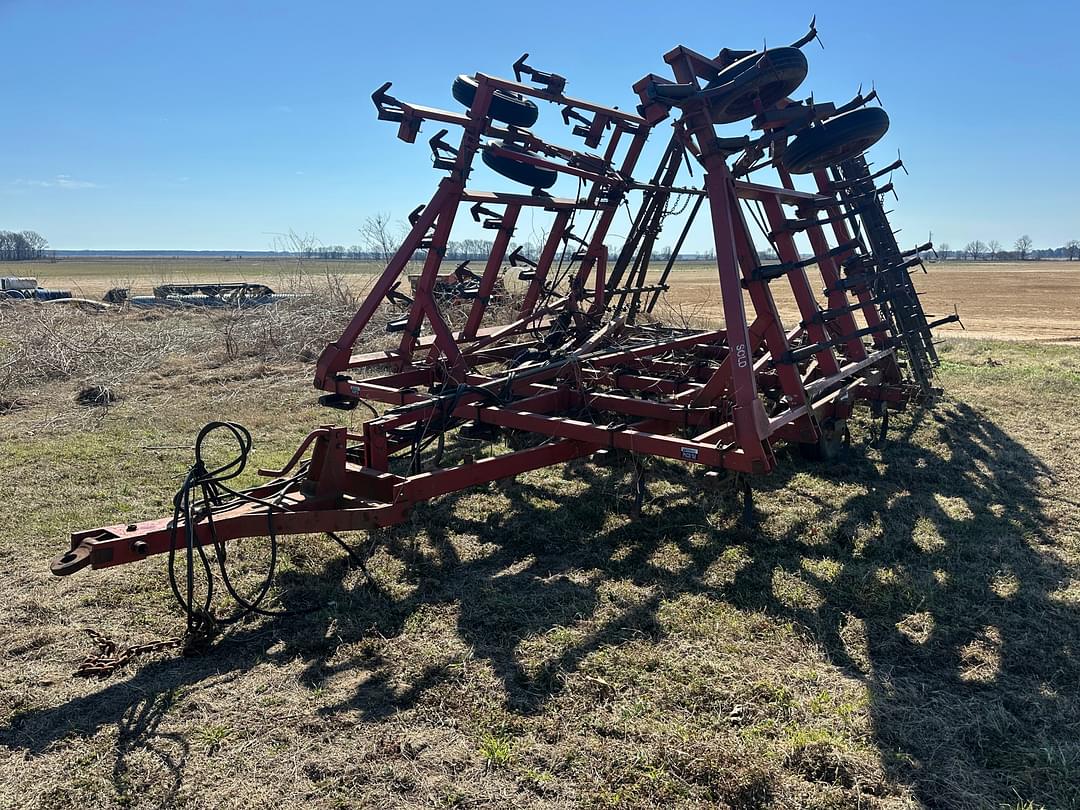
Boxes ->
[706,47,809,124]
[481,142,558,189]
[782,107,890,174]
[452,74,539,128]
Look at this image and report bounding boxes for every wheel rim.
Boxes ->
[804,133,879,169]
[720,78,798,120]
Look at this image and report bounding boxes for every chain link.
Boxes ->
[73,621,216,679]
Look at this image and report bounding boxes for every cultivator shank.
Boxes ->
[52,26,957,632]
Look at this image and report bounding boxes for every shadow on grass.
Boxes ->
[2,398,1077,807]
[729,401,1080,807]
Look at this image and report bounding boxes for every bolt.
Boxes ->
[132,540,149,555]
[126,524,137,532]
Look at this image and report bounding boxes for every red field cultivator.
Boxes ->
[51,24,958,646]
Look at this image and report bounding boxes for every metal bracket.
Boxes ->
[470,202,506,230]
[791,15,823,50]
[429,129,459,170]
[561,105,612,147]
[513,53,567,95]
[508,245,538,269]
[371,82,404,122]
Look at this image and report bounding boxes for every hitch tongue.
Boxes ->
[50,541,93,576]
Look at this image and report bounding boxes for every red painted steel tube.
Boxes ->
[775,166,867,362]
[692,168,764,414]
[464,204,520,338]
[759,195,842,374]
[314,180,456,388]
[478,74,648,126]
[53,499,412,575]
[519,211,571,317]
[811,169,890,350]
[400,439,595,502]
[397,198,463,364]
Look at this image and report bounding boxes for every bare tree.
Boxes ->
[964,240,986,261]
[987,240,1001,261]
[359,213,402,264]
[22,231,48,258]
[1015,234,1033,260]
[1066,240,1080,261]
[937,242,950,261]
[0,230,48,261]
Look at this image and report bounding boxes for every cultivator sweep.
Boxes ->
[51,24,958,638]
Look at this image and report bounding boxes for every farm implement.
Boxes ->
[51,23,958,652]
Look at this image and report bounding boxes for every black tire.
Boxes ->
[706,47,808,124]
[452,74,539,128]
[782,107,890,174]
[482,142,558,189]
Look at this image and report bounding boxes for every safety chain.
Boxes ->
[74,620,216,679]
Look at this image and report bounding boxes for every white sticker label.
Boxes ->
[735,342,749,368]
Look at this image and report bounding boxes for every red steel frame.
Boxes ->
[52,42,927,579]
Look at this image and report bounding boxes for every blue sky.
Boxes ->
[1,0,1077,252]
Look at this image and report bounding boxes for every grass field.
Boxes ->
[1,262,1079,809]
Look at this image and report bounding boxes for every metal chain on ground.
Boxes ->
[73,626,213,679]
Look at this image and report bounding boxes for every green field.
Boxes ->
[1,296,1078,809]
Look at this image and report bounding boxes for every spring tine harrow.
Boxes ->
[50,28,958,655]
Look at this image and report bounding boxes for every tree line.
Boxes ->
[0,230,49,261]
[353,216,1080,267]
[301,241,698,263]
[298,241,547,262]
[937,235,1080,262]
[299,240,546,262]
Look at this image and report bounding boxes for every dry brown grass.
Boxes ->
[20,257,387,299]
[653,261,1080,344]
[23,256,1080,344]
[0,286,1078,809]
[0,271,392,418]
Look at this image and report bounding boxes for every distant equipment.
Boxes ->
[1,277,72,301]
[103,282,295,308]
